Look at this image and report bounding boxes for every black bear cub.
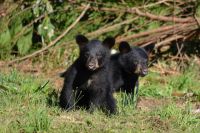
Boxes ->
[59,35,116,114]
[110,41,150,95]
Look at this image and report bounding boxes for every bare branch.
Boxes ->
[80,4,195,23]
[86,17,138,37]
[116,22,198,43]
[132,8,194,23]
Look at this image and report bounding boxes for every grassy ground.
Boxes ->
[0,62,200,133]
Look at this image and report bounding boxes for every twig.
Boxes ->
[8,4,90,65]
[116,23,181,43]
[175,41,184,59]
[57,20,198,52]
[80,4,195,23]
[52,17,139,51]
[116,22,197,43]
[56,17,138,49]
[132,8,194,23]
[155,35,183,48]
[86,17,138,37]
[135,25,197,47]
[116,20,198,48]
[133,34,167,46]
[140,0,170,9]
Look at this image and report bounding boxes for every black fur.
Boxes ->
[110,41,151,94]
[59,35,116,114]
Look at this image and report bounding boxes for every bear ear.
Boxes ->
[76,35,89,48]
[119,41,131,54]
[102,37,115,49]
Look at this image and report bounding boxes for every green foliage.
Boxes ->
[150,6,171,16]
[17,28,33,55]
[147,21,160,30]
[0,0,197,61]
[0,29,12,58]
[33,0,53,17]
[38,16,55,43]
[9,17,23,38]
[0,29,11,49]
[196,4,200,17]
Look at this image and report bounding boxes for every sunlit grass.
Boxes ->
[0,64,200,132]
[140,63,200,98]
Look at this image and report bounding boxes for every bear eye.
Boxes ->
[96,54,102,58]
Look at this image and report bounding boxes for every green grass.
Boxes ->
[0,65,200,133]
[140,63,200,98]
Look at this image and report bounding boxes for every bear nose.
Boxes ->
[140,69,148,77]
[87,57,99,70]
[88,58,95,67]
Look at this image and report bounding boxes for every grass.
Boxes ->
[0,64,200,133]
[140,63,200,98]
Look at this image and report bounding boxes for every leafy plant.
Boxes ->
[17,28,33,55]
[38,16,55,44]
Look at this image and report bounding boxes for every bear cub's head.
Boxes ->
[118,41,149,77]
[76,35,115,71]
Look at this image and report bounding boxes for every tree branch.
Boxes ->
[132,8,194,23]
[86,17,138,37]
[80,4,195,23]
[116,22,197,43]
[8,4,90,65]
